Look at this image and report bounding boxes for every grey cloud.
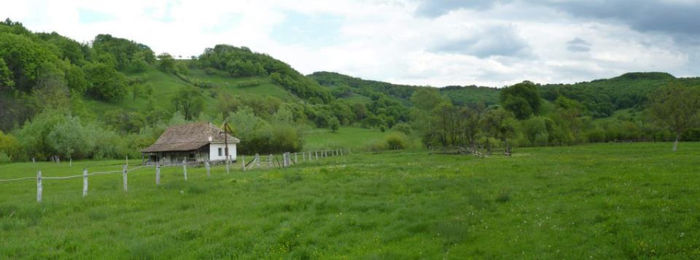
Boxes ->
[553,0,700,37]
[567,38,591,52]
[415,0,502,17]
[432,25,530,58]
[415,0,700,39]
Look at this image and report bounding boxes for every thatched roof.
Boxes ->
[142,122,240,153]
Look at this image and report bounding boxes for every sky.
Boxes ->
[1,0,699,87]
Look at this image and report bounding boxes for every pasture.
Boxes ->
[0,143,699,258]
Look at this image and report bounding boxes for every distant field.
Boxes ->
[0,143,699,258]
[302,127,398,151]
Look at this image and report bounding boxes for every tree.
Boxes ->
[648,83,700,151]
[0,58,14,90]
[172,88,204,121]
[482,108,517,155]
[328,116,340,133]
[47,116,93,160]
[85,62,127,102]
[500,81,541,120]
[157,53,176,73]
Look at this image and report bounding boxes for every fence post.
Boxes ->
[205,161,210,177]
[226,156,230,174]
[183,159,188,181]
[122,165,128,192]
[82,168,88,197]
[37,170,42,203]
[156,163,161,186]
[268,154,273,167]
[294,152,298,164]
[315,151,318,160]
[255,154,260,168]
[242,155,246,171]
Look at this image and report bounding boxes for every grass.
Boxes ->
[302,127,398,151]
[0,142,699,258]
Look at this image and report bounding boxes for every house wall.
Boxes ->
[209,143,237,162]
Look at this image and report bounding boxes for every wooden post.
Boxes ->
[156,163,161,185]
[302,152,306,162]
[315,151,318,160]
[242,155,246,171]
[205,161,210,177]
[226,156,230,174]
[82,168,88,197]
[255,154,260,168]
[294,152,298,164]
[122,165,128,192]
[268,154,273,167]
[32,157,35,164]
[183,159,188,181]
[36,170,42,203]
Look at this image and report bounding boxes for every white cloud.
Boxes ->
[0,0,697,86]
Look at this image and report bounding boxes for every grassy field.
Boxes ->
[302,127,395,151]
[0,143,699,258]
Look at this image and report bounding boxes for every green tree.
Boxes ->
[47,116,93,160]
[157,53,176,73]
[172,88,204,121]
[648,83,700,151]
[85,62,127,102]
[0,58,14,89]
[500,81,541,119]
[482,108,517,155]
[328,116,340,133]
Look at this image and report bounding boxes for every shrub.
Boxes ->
[385,132,409,150]
[0,152,10,163]
[391,123,412,135]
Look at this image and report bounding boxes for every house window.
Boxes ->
[218,148,222,156]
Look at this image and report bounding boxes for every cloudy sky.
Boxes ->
[2,0,699,87]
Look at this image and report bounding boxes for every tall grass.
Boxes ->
[0,143,698,258]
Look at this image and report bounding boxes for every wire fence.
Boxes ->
[0,149,350,203]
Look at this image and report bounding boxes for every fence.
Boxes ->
[0,149,349,203]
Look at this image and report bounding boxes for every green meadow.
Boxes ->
[1,142,698,258]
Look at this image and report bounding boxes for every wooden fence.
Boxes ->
[0,149,349,203]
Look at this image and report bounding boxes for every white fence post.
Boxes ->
[156,163,161,185]
[242,155,246,171]
[205,161,210,177]
[268,154,273,167]
[183,159,188,181]
[122,165,128,192]
[255,154,260,168]
[294,152,298,164]
[37,170,42,203]
[82,168,88,197]
[315,151,318,160]
[226,156,230,174]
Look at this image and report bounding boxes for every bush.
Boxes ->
[391,123,412,135]
[385,132,409,150]
[0,152,10,163]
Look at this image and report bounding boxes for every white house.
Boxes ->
[142,122,239,165]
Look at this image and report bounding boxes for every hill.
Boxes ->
[0,18,698,163]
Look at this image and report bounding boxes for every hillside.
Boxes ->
[0,19,698,163]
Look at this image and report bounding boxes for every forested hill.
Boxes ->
[0,19,697,162]
[310,71,700,119]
